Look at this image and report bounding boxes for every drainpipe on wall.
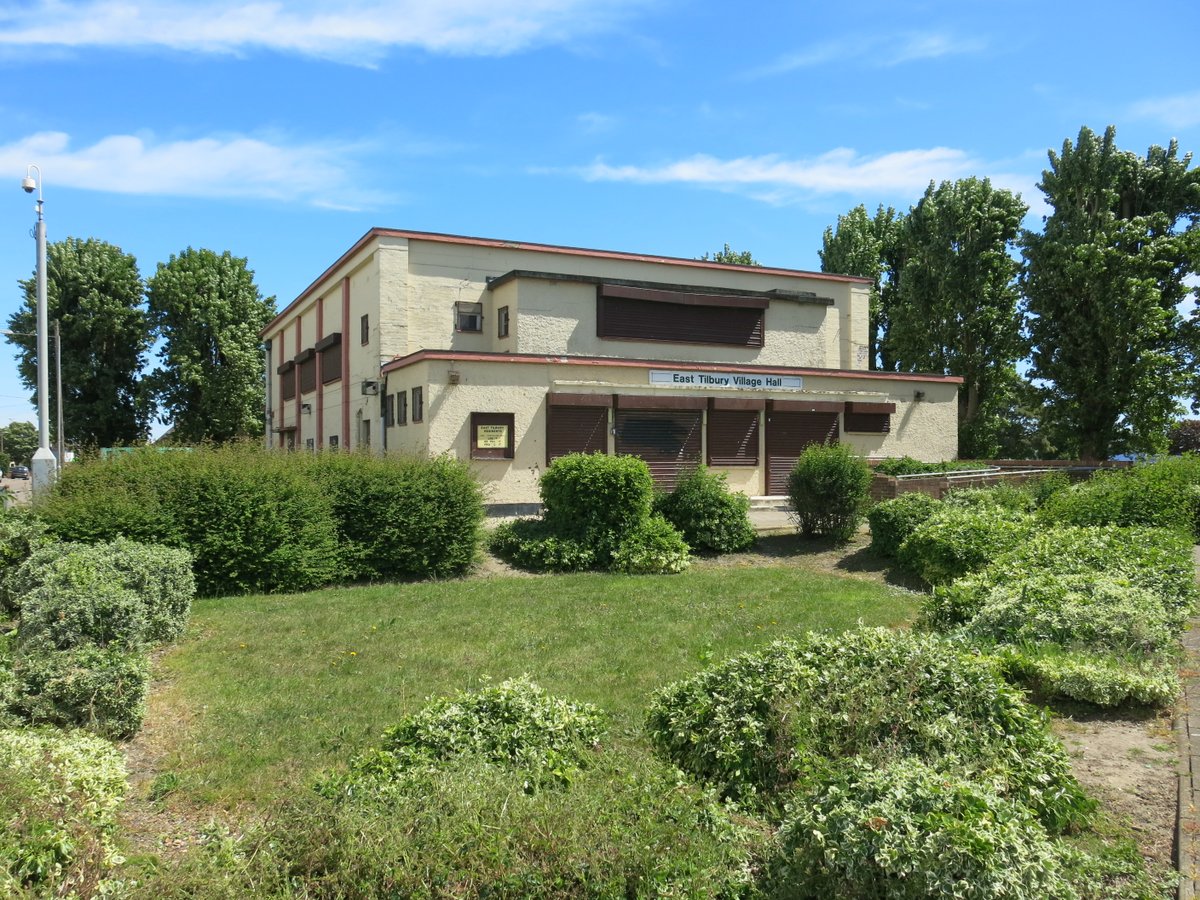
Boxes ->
[263,338,273,449]
[381,372,389,453]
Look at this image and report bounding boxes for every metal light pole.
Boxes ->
[20,165,57,493]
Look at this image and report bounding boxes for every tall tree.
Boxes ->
[1,421,38,467]
[819,204,904,370]
[7,237,150,447]
[700,244,760,266]
[146,248,277,442]
[887,178,1029,458]
[1022,125,1200,460]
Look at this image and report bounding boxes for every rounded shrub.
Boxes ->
[646,627,1089,831]
[768,757,1074,900]
[308,452,483,581]
[539,453,655,558]
[16,539,195,651]
[488,519,596,573]
[897,505,1036,586]
[653,466,756,554]
[0,511,47,616]
[10,645,149,738]
[866,492,941,558]
[610,514,690,574]
[787,443,873,542]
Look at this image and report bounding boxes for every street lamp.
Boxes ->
[20,165,57,492]
[2,324,65,466]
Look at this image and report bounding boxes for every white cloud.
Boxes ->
[1131,91,1200,130]
[747,31,985,79]
[0,0,644,63]
[0,131,384,208]
[577,147,987,199]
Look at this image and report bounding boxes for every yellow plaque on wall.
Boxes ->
[477,424,509,448]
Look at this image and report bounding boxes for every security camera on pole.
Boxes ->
[21,165,57,494]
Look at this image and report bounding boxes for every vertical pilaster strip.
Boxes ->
[342,277,352,448]
[316,295,325,447]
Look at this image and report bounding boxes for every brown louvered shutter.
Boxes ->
[844,412,891,433]
[614,409,702,490]
[598,296,764,347]
[765,410,839,495]
[547,406,608,464]
[707,409,760,466]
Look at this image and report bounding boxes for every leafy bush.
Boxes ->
[0,728,127,897]
[646,627,1089,831]
[767,756,1074,900]
[897,505,1036,585]
[327,677,606,798]
[653,466,756,554]
[0,512,47,616]
[136,748,766,900]
[866,492,941,558]
[9,645,149,738]
[993,644,1179,708]
[307,453,483,581]
[539,453,655,559]
[787,443,872,542]
[17,539,194,651]
[1040,460,1200,538]
[37,446,341,596]
[1168,422,1200,455]
[488,519,596,572]
[944,483,1036,512]
[610,515,691,575]
[873,457,992,476]
[922,526,1198,631]
[1026,470,1072,507]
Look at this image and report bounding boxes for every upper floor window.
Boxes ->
[317,332,342,384]
[596,284,766,348]
[296,349,317,394]
[497,305,510,338]
[278,360,296,401]
[360,314,370,345]
[412,386,424,423]
[455,301,483,333]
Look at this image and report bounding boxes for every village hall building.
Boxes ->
[262,229,961,510]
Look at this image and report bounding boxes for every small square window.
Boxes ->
[454,301,483,333]
[328,435,339,449]
[498,306,510,338]
[360,314,370,345]
[412,386,424,423]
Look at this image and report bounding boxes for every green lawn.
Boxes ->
[151,561,917,807]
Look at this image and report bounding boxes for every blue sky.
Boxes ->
[2,0,1198,432]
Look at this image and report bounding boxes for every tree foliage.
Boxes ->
[146,248,276,442]
[0,422,38,467]
[1022,125,1200,460]
[700,243,760,266]
[8,237,151,447]
[820,204,905,372]
[888,178,1029,458]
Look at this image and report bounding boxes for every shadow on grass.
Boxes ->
[747,532,927,592]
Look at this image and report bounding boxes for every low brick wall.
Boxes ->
[869,460,1127,502]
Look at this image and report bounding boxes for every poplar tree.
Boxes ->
[1022,126,1200,460]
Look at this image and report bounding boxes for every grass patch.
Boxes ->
[151,565,916,807]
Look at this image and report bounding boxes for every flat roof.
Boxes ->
[263,227,872,335]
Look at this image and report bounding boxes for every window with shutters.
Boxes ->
[707,409,760,466]
[546,404,608,464]
[843,401,895,434]
[296,349,317,394]
[596,284,766,348]
[278,360,296,401]
[317,333,342,384]
[471,412,515,459]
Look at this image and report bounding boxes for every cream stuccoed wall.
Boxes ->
[384,356,959,504]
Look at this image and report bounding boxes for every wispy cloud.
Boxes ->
[0,131,385,209]
[747,31,985,79]
[0,0,645,64]
[576,112,619,135]
[575,147,987,200]
[1130,91,1200,130]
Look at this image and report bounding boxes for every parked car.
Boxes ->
[8,465,30,480]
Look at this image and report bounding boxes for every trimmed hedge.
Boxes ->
[873,457,992,476]
[35,446,485,595]
[897,505,1036,586]
[17,539,194,651]
[610,514,691,574]
[787,444,872,542]
[646,627,1089,832]
[0,512,47,616]
[0,728,127,897]
[866,492,941,558]
[306,453,483,581]
[539,453,655,559]
[653,466,755,554]
[8,645,149,738]
[1039,457,1200,539]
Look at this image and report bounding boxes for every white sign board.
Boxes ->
[649,369,803,391]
